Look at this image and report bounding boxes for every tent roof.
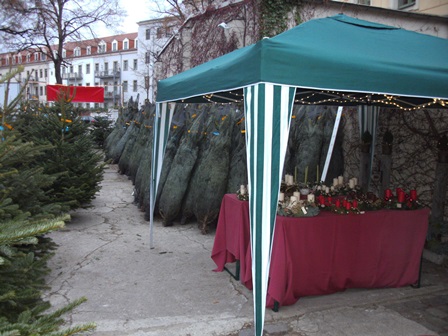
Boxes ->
[156,14,448,109]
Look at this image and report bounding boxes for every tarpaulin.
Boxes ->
[47,85,104,103]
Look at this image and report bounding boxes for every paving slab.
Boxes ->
[44,164,448,336]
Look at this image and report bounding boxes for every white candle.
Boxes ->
[289,175,294,185]
[333,178,338,187]
[349,179,355,189]
[353,177,358,185]
[325,187,330,194]
[293,191,300,198]
[240,185,246,195]
[307,194,315,203]
[317,185,322,190]
[278,192,284,201]
[331,186,335,191]
[338,175,344,185]
[290,196,297,204]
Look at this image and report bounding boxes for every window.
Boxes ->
[133,80,137,92]
[5,57,9,65]
[156,27,163,39]
[135,39,138,49]
[104,62,109,72]
[44,69,48,78]
[113,61,119,72]
[123,60,128,71]
[95,63,99,72]
[34,52,40,61]
[145,52,150,64]
[39,69,43,78]
[133,59,137,70]
[74,47,81,57]
[62,49,66,58]
[86,83,90,86]
[17,54,22,63]
[145,28,151,40]
[112,40,117,51]
[26,54,31,62]
[398,0,415,8]
[78,64,82,74]
[123,80,128,92]
[98,42,106,53]
[41,53,46,61]
[357,0,370,4]
[87,46,91,55]
[123,40,129,50]
[70,65,74,73]
[40,86,43,96]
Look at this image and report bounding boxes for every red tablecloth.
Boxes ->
[211,194,429,308]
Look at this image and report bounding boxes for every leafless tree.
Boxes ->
[148,0,221,23]
[1,0,125,84]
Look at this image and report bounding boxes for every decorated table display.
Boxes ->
[212,193,430,309]
[237,172,422,217]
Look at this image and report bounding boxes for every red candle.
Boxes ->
[345,201,351,210]
[410,189,417,201]
[396,188,403,197]
[384,189,393,199]
[342,199,347,207]
[319,195,325,205]
[397,191,405,203]
[352,200,358,208]
[335,199,341,208]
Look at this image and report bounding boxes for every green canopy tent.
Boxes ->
[151,14,448,336]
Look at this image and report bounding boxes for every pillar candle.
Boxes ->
[318,195,325,205]
[333,178,338,187]
[338,175,344,185]
[307,194,315,203]
[325,186,330,194]
[353,177,358,185]
[349,179,355,189]
[335,199,341,208]
[290,196,297,204]
[352,200,358,208]
[384,189,393,200]
[278,193,284,202]
[397,191,405,203]
[345,201,351,210]
[240,185,246,195]
[293,191,300,198]
[410,189,417,201]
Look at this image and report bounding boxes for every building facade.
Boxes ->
[1,1,447,108]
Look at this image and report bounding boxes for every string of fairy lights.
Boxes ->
[123,89,447,136]
[194,90,448,112]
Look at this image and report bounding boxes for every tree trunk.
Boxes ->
[380,154,392,197]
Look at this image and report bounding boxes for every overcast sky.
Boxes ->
[95,0,156,37]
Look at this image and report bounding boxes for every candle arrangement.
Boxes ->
[236,174,422,216]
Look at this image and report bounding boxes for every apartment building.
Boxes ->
[334,0,448,15]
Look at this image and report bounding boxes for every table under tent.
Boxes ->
[150,14,448,336]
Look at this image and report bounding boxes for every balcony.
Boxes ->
[62,72,83,81]
[95,70,120,79]
[104,91,121,101]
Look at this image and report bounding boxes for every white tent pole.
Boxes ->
[321,106,343,182]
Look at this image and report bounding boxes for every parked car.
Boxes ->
[80,116,98,124]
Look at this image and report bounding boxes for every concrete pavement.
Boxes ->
[44,164,448,336]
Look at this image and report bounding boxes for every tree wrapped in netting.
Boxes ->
[158,107,208,226]
[182,105,234,233]
[226,107,247,193]
[118,107,145,176]
[128,104,155,184]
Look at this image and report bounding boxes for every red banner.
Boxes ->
[47,85,104,103]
